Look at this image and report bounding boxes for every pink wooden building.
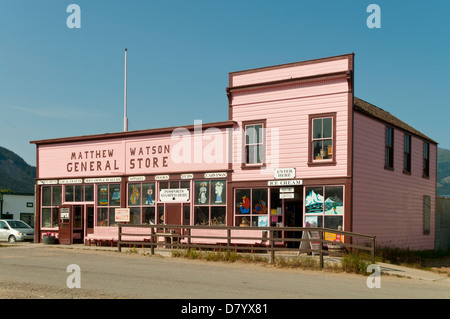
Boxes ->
[31,53,437,250]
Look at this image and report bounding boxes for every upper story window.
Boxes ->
[423,142,430,178]
[385,126,394,169]
[309,113,335,164]
[403,134,411,173]
[243,120,265,167]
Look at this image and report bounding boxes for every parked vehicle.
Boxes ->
[0,220,34,243]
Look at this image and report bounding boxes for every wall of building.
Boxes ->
[228,56,352,182]
[1,193,35,227]
[436,196,450,251]
[352,111,437,250]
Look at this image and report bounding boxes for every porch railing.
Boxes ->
[117,224,376,267]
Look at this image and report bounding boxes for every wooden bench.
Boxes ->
[85,227,152,247]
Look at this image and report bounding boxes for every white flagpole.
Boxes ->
[124,48,128,132]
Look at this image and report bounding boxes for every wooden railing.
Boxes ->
[117,224,376,267]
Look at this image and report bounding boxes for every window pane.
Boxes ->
[129,207,141,225]
[256,145,263,163]
[323,118,332,138]
[183,205,190,225]
[313,119,322,138]
[65,185,74,202]
[42,187,51,206]
[129,184,141,206]
[323,139,333,159]
[109,208,116,226]
[73,206,82,228]
[195,181,209,205]
[143,183,155,206]
[236,189,251,214]
[424,196,431,234]
[236,216,250,227]
[75,185,83,202]
[169,181,179,189]
[52,208,59,228]
[324,186,343,214]
[53,186,62,206]
[194,206,209,225]
[42,208,52,228]
[305,187,323,214]
[212,180,226,204]
[246,125,255,144]
[97,208,108,226]
[324,216,343,229]
[255,124,263,143]
[211,207,225,225]
[159,182,169,190]
[158,206,164,224]
[143,207,155,225]
[252,189,268,214]
[85,185,94,202]
[305,215,323,227]
[246,145,254,164]
[313,140,323,159]
[109,184,121,206]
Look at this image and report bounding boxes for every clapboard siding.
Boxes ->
[352,112,436,249]
[230,74,350,181]
[231,58,350,87]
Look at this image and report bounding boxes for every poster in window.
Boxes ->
[143,183,155,206]
[324,186,343,214]
[213,180,225,204]
[305,187,323,214]
[195,181,209,205]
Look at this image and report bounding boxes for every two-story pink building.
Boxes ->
[31,53,437,250]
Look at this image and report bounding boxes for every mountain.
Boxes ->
[437,147,450,196]
[0,146,36,193]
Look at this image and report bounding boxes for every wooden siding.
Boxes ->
[231,58,350,87]
[230,78,350,181]
[352,112,436,250]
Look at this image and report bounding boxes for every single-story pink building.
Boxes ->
[31,53,437,250]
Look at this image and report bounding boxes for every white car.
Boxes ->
[0,219,34,243]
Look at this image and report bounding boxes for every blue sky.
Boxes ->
[1,0,449,166]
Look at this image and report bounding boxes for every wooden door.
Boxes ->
[59,205,72,245]
[165,203,182,226]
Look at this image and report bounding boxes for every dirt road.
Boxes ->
[1,244,449,300]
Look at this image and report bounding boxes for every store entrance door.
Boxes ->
[166,203,182,225]
[59,205,72,245]
[284,200,303,248]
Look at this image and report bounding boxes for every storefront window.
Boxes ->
[235,188,268,227]
[41,186,62,229]
[305,186,343,230]
[97,184,121,226]
[194,180,226,226]
[127,182,156,224]
[64,185,94,202]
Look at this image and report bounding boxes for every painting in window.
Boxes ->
[235,189,251,214]
[128,184,141,206]
[143,183,155,206]
[212,180,226,204]
[252,189,268,214]
[324,186,343,214]
[109,184,121,206]
[305,187,323,214]
[195,181,210,205]
[98,185,109,206]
